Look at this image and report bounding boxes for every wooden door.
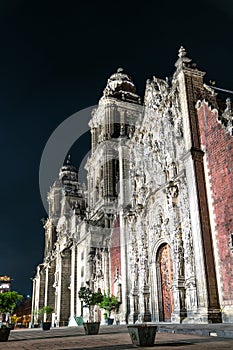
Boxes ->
[157,244,173,321]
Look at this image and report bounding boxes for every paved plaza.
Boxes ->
[2,325,233,350]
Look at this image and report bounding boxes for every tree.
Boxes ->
[78,287,103,322]
[0,291,23,325]
[99,290,119,318]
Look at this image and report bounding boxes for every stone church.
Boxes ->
[31,47,233,326]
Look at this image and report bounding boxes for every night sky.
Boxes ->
[0,0,232,296]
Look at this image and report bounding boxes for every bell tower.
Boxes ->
[85,68,143,323]
[59,155,86,219]
[86,68,142,222]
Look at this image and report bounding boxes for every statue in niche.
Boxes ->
[174,113,183,138]
[128,125,134,138]
[161,217,169,237]
[190,286,197,309]
[120,123,125,136]
[147,132,153,148]
[135,173,144,192]
[165,151,172,167]
[166,183,179,207]
[168,162,177,180]
[117,283,122,303]
[153,211,163,239]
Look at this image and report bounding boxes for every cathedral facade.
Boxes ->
[31,47,233,326]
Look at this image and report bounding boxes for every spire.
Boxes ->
[63,154,76,170]
[59,153,78,181]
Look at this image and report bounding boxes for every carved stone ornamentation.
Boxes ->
[221,98,233,134]
[32,48,226,326]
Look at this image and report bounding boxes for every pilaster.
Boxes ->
[176,47,221,322]
[166,182,187,323]
[119,210,128,324]
[68,246,77,326]
[60,248,71,326]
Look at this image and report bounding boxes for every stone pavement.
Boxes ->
[158,322,233,338]
[3,324,233,350]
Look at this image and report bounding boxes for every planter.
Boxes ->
[127,324,158,347]
[8,323,15,330]
[107,317,114,325]
[42,321,51,331]
[83,322,100,335]
[74,315,84,325]
[0,328,11,342]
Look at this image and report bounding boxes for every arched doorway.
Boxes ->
[156,244,173,322]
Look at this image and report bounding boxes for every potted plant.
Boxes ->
[0,291,23,341]
[99,290,119,325]
[37,306,54,331]
[127,323,158,347]
[78,286,103,335]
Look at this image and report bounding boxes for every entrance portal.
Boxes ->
[157,244,173,322]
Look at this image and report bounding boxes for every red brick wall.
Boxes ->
[110,216,121,292]
[197,101,233,301]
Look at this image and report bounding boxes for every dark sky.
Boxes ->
[0,0,232,296]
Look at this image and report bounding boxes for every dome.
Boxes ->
[59,155,78,181]
[106,68,136,94]
[103,68,141,103]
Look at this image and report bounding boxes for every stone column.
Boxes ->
[68,246,77,326]
[102,247,110,292]
[103,156,115,199]
[33,266,43,323]
[44,267,49,322]
[39,268,46,309]
[118,137,132,323]
[118,141,130,208]
[128,226,139,323]
[137,218,151,322]
[60,248,72,326]
[128,287,139,323]
[180,182,198,321]
[104,104,111,138]
[70,246,76,318]
[47,260,56,311]
[31,279,37,325]
[166,182,187,323]
[91,127,94,152]
[86,247,95,290]
[149,260,160,322]
[54,254,62,327]
[74,246,78,315]
[119,210,128,324]
[76,245,84,317]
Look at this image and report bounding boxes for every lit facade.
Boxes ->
[0,276,11,293]
[31,47,233,326]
